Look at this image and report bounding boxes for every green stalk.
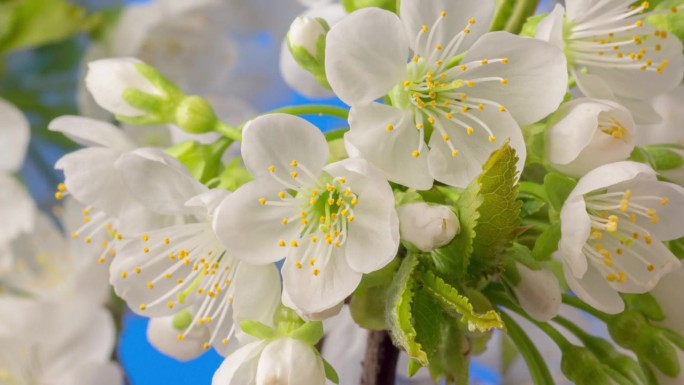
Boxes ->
[266,104,350,120]
[498,311,556,385]
[562,294,611,322]
[214,121,242,142]
[505,0,542,34]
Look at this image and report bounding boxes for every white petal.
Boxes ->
[214,179,300,265]
[462,32,568,126]
[212,341,266,385]
[0,98,29,172]
[397,202,459,252]
[400,0,494,57]
[283,289,343,321]
[147,316,209,361]
[320,306,368,385]
[346,103,433,190]
[427,110,526,188]
[619,180,684,241]
[512,264,561,322]
[115,148,207,215]
[565,0,628,23]
[535,4,565,50]
[557,195,591,278]
[0,173,35,246]
[242,113,328,181]
[571,161,656,197]
[652,267,684,336]
[48,116,136,152]
[563,262,625,314]
[324,159,399,273]
[325,8,408,105]
[279,39,334,99]
[255,338,326,385]
[85,57,163,117]
[56,362,123,385]
[282,248,362,314]
[185,189,230,217]
[605,237,680,293]
[55,147,132,217]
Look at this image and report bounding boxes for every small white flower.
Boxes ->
[536,2,684,123]
[85,57,164,117]
[215,114,399,315]
[557,161,684,313]
[325,0,568,188]
[397,202,459,252]
[212,337,326,385]
[510,263,561,322]
[110,148,281,356]
[546,98,636,177]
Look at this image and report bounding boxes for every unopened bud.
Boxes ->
[175,96,218,134]
[286,17,330,91]
[561,346,630,385]
[510,263,561,322]
[288,17,328,57]
[397,202,459,252]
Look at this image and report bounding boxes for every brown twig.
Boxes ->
[360,330,399,385]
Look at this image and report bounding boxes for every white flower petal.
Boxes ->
[563,262,625,314]
[604,238,680,293]
[214,179,300,265]
[212,341,266,385]
[325,8,408,105]
[400,0,494,57]
[535,4,565,50]
[617,180,684,241]
[242,113,328,181]
[147,316,209,362]
[282,248,362,313]
[571,161,656,197]
[48,116,136,152]
[0,98,30,172]
[280,39,334,99]
[0,173,35,247]
[652,267,684,336]
[115,148,207,216]
[427,110,526,188]
[85,57,163,117]
[255,338,326,385]
[558,195,591,278]
[513,264,561,322]
[346,103,433,190]
[58,362,124,385]
[462,32,568,126]
[55,147,132,217]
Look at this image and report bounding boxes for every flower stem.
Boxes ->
[360,330,399,385]
[505,0,541,34]
[562,294,611,322]
[498,311,556,385]
[214,121,242,142]
[324,128,349,142]
[267,104,350,120]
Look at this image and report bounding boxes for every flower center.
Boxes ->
[598,114,629,141]
[583,188,669,284]
[259,161,359,277]
[389,11,510,159]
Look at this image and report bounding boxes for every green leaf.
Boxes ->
[350,285,389,330]
[425,316,470,385]
[0,0,101,54]
[643,145,684,171]
[322,357,340,384]
[532,223,561,261]
[419,270,504,333]
[465,142,523,279]
[386,252,428,364]
[544,172,577,212]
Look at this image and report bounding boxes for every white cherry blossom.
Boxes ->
[397,202,459,252]
[325,0,568,188]
[215,114,399,315]
[546,98,636,177]
[557,161,684,313]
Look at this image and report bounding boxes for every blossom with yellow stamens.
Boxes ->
[557,161,684,313]
[215,114,399,316]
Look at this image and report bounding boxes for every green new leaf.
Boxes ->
[532,223,561,261]
[0,0,101,54]
[386,253,428,365]
[466,142,523,279]
[419,270,504,333]
[322,357,340,384]
[643,145,684,171]
[544,172,577,212]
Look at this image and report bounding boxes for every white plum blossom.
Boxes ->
[0,98,34,262]
[510,263,562,322]
[212,337,326,385]
[397,202,459,252]
[0,297,122,385]
[536,1,684,123]
[557,161,684,313]
[109,148,281,356]
[546,98,636,177]
[215,114,399,315]
[325,0,568,188]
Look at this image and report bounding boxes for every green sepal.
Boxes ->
[637,330,681,377]
[532,223,561,261]
[520,13,547,37]
[240,320,276,340]
[165,138,231,184]
[289,321,324,346]
[322,357,340,384]
[134,62,182,98]
[503,243,541,286]
[622,293,666,321]
[543,172,577,212]
[418,270,504,333]
[386,252,428,364]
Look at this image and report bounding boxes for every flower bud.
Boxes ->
[397,202,459,252]
[175,96,218,134]
[288,17,328,58]
[510,263,561,322]
[546,98,635,177]
[85,57,165,117]
[147,313,209,362]
[561,346,630,385]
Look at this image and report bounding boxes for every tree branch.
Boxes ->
[361,330,399,385]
